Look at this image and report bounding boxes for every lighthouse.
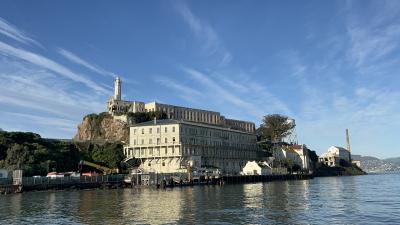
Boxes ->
[114,76,121,100]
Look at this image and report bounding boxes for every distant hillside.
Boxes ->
[385,157,400,164]
[352,155,380,161]
[352,155,400,173]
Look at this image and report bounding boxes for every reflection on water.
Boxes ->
[122,188,184,224]
[1,173,400,224]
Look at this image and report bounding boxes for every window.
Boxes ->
[157,127,160,133]
[162,162,165,166]
[165,138,168,143]
[173,137,176,143]
[157,138,160,144]
[134,140,137,145]
[165,148,168,154]
[134,129,136,135]
[141,129,144,134]
[141,139,144,145]
[149,139,152,144]
[149,128,152,134]
[172,126,175,132]
[165,127,167,133]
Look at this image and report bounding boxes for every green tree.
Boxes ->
[91,142,125,168]
[258,114,295,142]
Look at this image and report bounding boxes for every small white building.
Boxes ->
[242,161,272,175]
[319,146,351,167]
[0,169,9,179]
[272,144,311,171]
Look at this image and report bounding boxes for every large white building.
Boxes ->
[319,146,351,167]
[107,77,255,133]
[124,119,259,174]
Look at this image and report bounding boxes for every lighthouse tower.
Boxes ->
[114,77,121,100]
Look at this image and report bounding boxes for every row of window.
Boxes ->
[157,106,219,124]
[133,125,255,142]
[180,137,256,148]
[133,126,176,135]
[181,126,256,142]
[126,146,255,158]
[133,137,176,145]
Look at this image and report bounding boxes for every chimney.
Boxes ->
[346,128,351,152]
[346,128,352,162]
[154,117,157,125]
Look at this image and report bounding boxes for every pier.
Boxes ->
[128,172,313,188]
[1,173,313,194]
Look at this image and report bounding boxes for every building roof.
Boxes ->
[329,146,349,152]
[130,119,255,135]
[319,146,350,158]
[291,144,304,150]
[131,119,179,126]
[147,101,220,114]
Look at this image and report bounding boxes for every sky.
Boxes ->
[0,0,400,158]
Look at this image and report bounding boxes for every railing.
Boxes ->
[21,174,125,187]
[0,178,13,186]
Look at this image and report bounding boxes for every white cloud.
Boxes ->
[58,48,115,77]
[181,67,291,120]
[3,112,76,131]
[0,62,105,120]
[0,17,42,47]
[346,1,400,73]
[0,41,109,94]
[174,1,232,66]
[155,76,204,102]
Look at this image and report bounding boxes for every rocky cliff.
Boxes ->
[74,112,129,143]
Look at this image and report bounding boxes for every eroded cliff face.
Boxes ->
[74,112,129,143]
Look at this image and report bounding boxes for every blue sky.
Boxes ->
[0,0,400,158]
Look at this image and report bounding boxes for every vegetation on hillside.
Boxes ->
[0,130,124,176]
[127,111,168,124]
[81,112,115,138]
[314,163,366,177]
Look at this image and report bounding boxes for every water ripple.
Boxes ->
[1,173,399,224]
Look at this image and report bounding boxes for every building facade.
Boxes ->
[319,146,351,167]
[107,77,255,133]
[124,119,259,174]
[241,161,272,175]
[291,144,311,170]
[272,144,311,171]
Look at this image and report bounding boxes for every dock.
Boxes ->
[127,172,313,188]
[1,173,313,194]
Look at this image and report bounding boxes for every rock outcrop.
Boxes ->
[74,112,129,143]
